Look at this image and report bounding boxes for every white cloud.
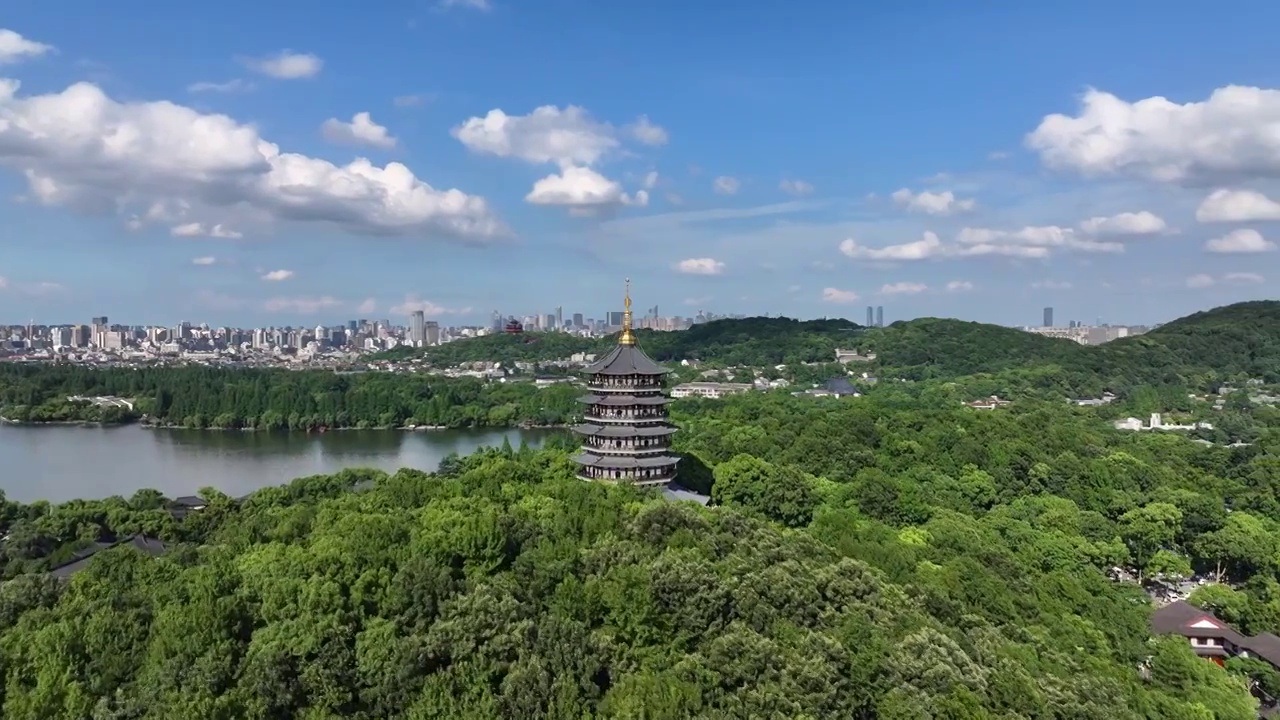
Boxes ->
[779,178,814,196]
[956,225,1121,255]
[241,51,323,80]
[713,176,740,196]
[1205,228,1277,254]
[321,112,397,149]
[683,296,711,306]
[525,166,647,210]
[261,269,294,281]
[843,230,1061,262]
[1078,211,1167,236]
[880,282,927,295]
[187,79,252,94]
[440,0,492,10]
[263,296,342,314]
[1031,280,1072,290]
[674,257,725,275]
[1225,272,1264,284]
[0,275,8,289]
[393,94,430,108]
[191,256,217,266]
[840,232,945,261]
[171,222,243,239]
[945,280,974,292]
[1027,85,1280,185]
[0,79,504,241]
[389,295,473,316]
[890,188,975,216]
[988,151,1010,161]
[1187,271,1267,289]
[0,29,53,65]
[453,105,619,168]
[642,171,659,190]
[1195,189,1280,223]
[356,297,377,314]
[627,115,668,146]
[822,287,859,304]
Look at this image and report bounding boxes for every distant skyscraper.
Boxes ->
[556,306,563,330]
[1043,307,1054,327]
[410,310,425,345]
[875,306,884,327]
[865,306,874,327]
[572,312,584,328]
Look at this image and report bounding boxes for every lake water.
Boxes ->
[0,423,560,504]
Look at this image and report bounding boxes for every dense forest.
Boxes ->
[2,386,1278,717]
[0,366,581,430]
[0,300,1278,716]
[379,316,864,366]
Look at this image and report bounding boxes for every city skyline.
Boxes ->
[0,3,1279,327]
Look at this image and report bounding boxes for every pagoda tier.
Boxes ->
[572,280,679,487]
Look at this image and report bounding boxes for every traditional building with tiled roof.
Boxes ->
[1151,599,1280,669]
[572,280,679,487]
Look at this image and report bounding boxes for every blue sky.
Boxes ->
[1,0,1279,327]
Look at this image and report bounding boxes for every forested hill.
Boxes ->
[1098,300,1280,385]
[386,301,1275,388]
[383,316,863,366]
[857,317,1090,378]
[861,301,1280,389]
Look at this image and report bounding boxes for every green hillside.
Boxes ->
[380,301,1280,391]
[857,317,1090,379]
[382,317,863,367]
[857,300,1280,391]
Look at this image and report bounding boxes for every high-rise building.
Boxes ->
[425,321,440,346]
[410,310,425,345]
[572,312,584,328]
[573,281,679,488]
[608,311,624,327]
[875,306,884,327]
[865,306,874,327]
[556,306,563,330]
[1043,307,1054,328]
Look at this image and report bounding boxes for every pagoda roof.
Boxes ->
[574,452,682,469]
[577,394,671,406]
[584,344,668,376]
[572,423,677,438]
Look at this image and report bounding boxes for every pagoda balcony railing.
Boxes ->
[583,438,671,453]
[586,380,666,393]
[577,467,677,484]
[583,410,669,423]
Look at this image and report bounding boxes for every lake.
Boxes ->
[0,423,561,504]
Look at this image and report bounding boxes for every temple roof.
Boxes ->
[574,452,682,469]
[584,344,668,376]
[577,394,671,406]
[572,424,677,437]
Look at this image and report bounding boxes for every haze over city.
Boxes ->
[0,1,1278,327]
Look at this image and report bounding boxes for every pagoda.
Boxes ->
[572,280,679,487]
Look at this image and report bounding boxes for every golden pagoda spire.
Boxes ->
[619,278,636,345]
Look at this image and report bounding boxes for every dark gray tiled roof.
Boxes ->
[577,394,672,406]
[574,452,681,469]
[572,424,677,438]
[662,483,711,505]
[48,534,169,580]
[170,495,207,508]
[584,344,668,376]
[1150,600,1280,666]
